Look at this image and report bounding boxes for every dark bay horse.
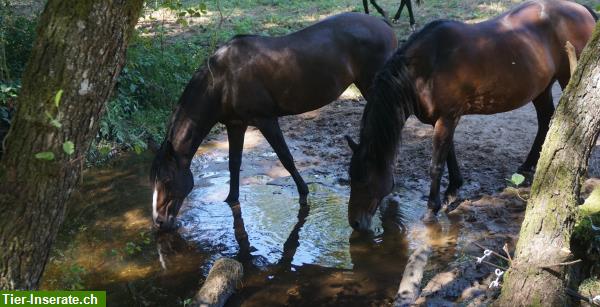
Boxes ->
[150,13,397,230]
[346,0,597,231]
[363,0,422,30]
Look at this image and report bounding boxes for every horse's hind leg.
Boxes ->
[225,123,248,204]
[444,141,463,206]
[255,118,309,205]
[393,0,406,22]
[424,117,458,223]
[406,0,416,30]
[369,0,389,19]
[363,0,369,14]
[519,85,554,173]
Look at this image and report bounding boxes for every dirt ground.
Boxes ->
[198,82,600,305]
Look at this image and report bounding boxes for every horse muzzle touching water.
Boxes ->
[151,141,194,230]
[348,0,597,230]
[346,135,397,231]
[149,12,398,231]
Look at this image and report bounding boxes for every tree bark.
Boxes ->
[497,23,600,306]
[394,245,431,307]
[193,258,243,307]
[0,0,143,289]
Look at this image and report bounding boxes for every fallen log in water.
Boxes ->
[192,258,243,307]
[394,245,432,307]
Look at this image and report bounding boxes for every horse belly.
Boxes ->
[269,69,354,115]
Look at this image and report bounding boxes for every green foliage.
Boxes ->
[572,188,600,263]
[0,82,18,125]
[35,151,55,160]
[62,141,74,155]
[579,277,600,296]
[124,241,142,255]
[182,298,193,306]
[94,31,202,162]
[54,89,63,108]
[506,173,525,187]
[64,264,87,290]
[3,15,37,79]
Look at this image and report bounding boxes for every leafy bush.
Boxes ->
[4,15,37,78]
[92,33,205,162]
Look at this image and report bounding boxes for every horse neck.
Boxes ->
[359,53,415,168]
[167,69,220,167]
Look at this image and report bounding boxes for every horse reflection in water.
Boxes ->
[154,200,410,304]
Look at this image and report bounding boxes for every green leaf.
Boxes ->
[99,146,111,156]
[54,89,63,108]
[35,151,55,160]
[133,144,144,155]
[50,119,62,128]
[510,173,525,186]
[199,3,207,13]
[62,141,75,155]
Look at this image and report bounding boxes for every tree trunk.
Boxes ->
[497,23,600,306]
[193,258,243,307]
[0,0,143,289]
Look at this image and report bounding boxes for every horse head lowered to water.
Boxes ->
[150,13,398,230]
[347,0,597,231]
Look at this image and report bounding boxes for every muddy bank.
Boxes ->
[41,82,600,306]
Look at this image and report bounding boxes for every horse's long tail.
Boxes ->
[359,51,417,165]
[583,4,598,22]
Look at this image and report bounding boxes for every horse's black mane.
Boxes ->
[398,19,451,54]
[582,4,598,22]
[360,20,449,167]
[150,65,213,183]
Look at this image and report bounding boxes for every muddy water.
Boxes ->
[41,127,463,306]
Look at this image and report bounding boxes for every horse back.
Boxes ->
[407,0,596,120]
[209,13,398,118]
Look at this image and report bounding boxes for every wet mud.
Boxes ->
[42,83,600,306]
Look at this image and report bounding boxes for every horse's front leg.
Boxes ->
[225,123,248,204]
[363,0,369,14]
[255,118,309,205]
[424,117,457,223]
[519,85,554,173]
[405,0,416,31]
[369,0,389,20]
[393,0,406,23]
[444,141,464,206]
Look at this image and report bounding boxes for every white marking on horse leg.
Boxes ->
[152,187,158,221]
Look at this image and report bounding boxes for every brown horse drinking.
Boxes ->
[150,13,397,230]
[346,0,597,231]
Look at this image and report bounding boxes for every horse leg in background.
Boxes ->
[444,141,464,207]
[225,123,248,204]
[406,0,416,31]
[363,0,369,14]
[393,0,406,22]
[393,0,416,30]
[255,118,309,205]
[424,117,458,222]
[369,0,389,20]
[518,84,554,173]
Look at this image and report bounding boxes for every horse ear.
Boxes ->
[345,135,358,152]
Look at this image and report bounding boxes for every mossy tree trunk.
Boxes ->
[0,0,143,289]
[497,23,600,306]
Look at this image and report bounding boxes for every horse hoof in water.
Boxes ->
[422,210,439,224]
